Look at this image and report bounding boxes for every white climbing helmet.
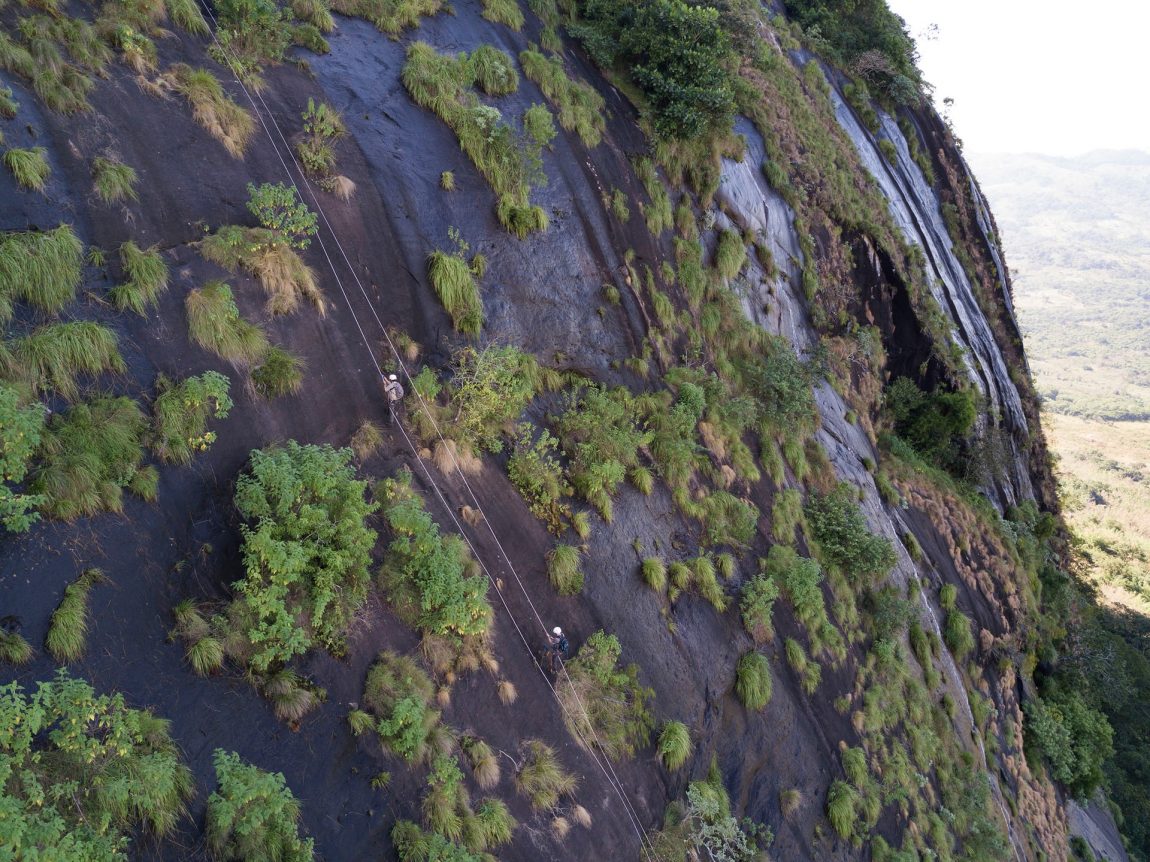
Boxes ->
[553,626,563,636]
[388,374,398,381]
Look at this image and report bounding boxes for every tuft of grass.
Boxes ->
[351,420,385,459]
[251,346,305,398]
[481,0,524,28]
[462,736,501,789]
[940,582,957,611]
[781,787,802,818]
[715,228,747,280]
[469,44,518,95]
[826,780,858,839]
[547,543,584,596]
[202,225,323,316]
[4,147,50,191]
[186,280,270,363]
[92,157,138,204]
[0,86,18,118]
[570,510,591,539]
[46,568,106,662]
[166,65,255,158]
[524,103,556,149]
[498,678,517,704]
[151,371,232,464]
[427,249,483,336]
[0,225,83,319]
[944,609,974,659]
[496,196,549,238]
[735,650,771,711]
[11,321,124,399]
[641,557,666,592]
[187,636,225,676]
[716,552,736,580]
[609,188,630,222]
[292,0,335,30]
[166,0,210,33]
[440,170,455,191]
[656,720,691,770]
[519,49,604,147]
[516,739,577,810]
[262,670,321,722]
[629,464,654,495]
[109,241,168,314]
[0,629,34,665]
[473,798,516,847]
[129,465,159,502]
[330,0,442,35]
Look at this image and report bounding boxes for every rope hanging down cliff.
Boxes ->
[194,9,661,860]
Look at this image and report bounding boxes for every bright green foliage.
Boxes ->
[886,377,976,474]
[560,630,654,759]
[570,0,734,139]
[0,384,46,531]
[804,483,896,582]
[46,568,106,662]
[715,229,746,280]
[508,423,570,531]
[547,543,584,595]
[4,146,50,191]
[772,487,804,545]
[740,567,780,642]
[519,49,605,148]
[634,157,673,235]
[186,280,270,363]
[0,225,83,320]
[939,582,957,611]
[515,739,577,810]
[296,98,345,178]
[0,629,33,664]
[9,321,124,400]
[741,335,818,438]
[109,241,168,314]
[523,103,557,149]
[480,0,523,28]
[656,773,767,862]
[419,754,517,851]
[211,0,293,81]
[427,245,483,336]
[699,491,759,548]
[764,545,827,635]
[206,749,314,862]
[92,157,138,204]
[0,671,193,858]
[392,820,484,862]
[841,747,868,787]
[448,345,538,454]
[657,720,691,770]
[252,346,305,397]
[1025,689,1114,799]
[246,182,318,249]
[469,44,518,95]
[229,443,376,671]
[642,557,667,592]
[357,651,440,761]
[943,609,974,660]
[151,372,233,464]
[329,0,441,35]
[379,471,492,638]
[167,0,211,33]
[31,396,147,520]
[735,651,771,710]
[826,779,858,838]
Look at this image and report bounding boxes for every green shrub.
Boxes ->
[207,749,314,862]
[519,49,605,147]
[0,225,83,319]
[211,0,293,79]
[151,371,233,464]
[642,557,667,592]
[109,241,168,314]
[469,44,518,95]
[201,224,323,315]
[0,672,193,854]
[515,739,577,809]
[547,543,584,595]
[943,609,974,660]
[715,229,746,280]
[447,345,538,454]
[826,779,858,839]
[0,384,46,532]
[804,483,896,582]
[1024,689,1114,798]
[232,442,378,670]
[4,147,50,191]
[246,182,318,250]
[45,568,106,662]
[31,396,147,519]
[508,423,570,530]
[0,629,33,664]
[379,471,491,638]
[427,247,483,336]
[559,631,654,759]
[251,346,305,397]
[92,157,138,203]
[10,321,124,400]
[735,650,771,710]
[740,570,780,642]
[186,280,270,363]
[296,98,345,177]
[940,582,957,611]
[885,377,976,474]
[523,103,556,149]
[657,720,691,770]
[360,650,441,761]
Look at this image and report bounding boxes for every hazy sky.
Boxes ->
[886,0,1150,157]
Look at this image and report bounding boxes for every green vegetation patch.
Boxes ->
[657,720,691,770]
[0,225,83,320]
[329,0,442,35]
[186,280,270,364]
[4,146,50,191]
[519,48,605,148]
[735,650,771,710]
[804,483,895,584]
[515,739,577,810]
[558,630,653,760]
[151,371,233,464]
[92,157,139,204]
[0,383,46,532]
[8,321,124,400]
[651,764,772,860]
[252,346,305,397]
[0,671,193,857]
[45,567,106,662]
[109,241,168,315]
[202,224,323,316]
[427,236,484,336]
[546,542,584,595]
[164,65,255,158]
[351,650,444,762]
[207,749,314,862]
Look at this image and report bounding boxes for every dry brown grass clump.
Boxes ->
[160,65,255,158]
[431,437,481,475]
[201,225,323,316]
[351,420,385,459]
[324,174,356,201]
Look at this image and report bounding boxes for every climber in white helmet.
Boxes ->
[547,626,569,673]
[383,373,405,424]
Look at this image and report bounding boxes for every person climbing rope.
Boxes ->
[546,626,569,674]
[383,373,405,424]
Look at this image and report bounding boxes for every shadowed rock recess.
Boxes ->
[0,1,1127,861]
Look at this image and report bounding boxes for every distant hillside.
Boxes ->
[974,150,1150,420]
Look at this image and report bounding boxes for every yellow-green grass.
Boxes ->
[519,49,604,148]
[151,371,232,464]
[167,65,255,158]
[546,542,583,595]
[480,0,523,29]
[45,568,107,662]
[427,249,482,336]
[0,629,33,664]
[292,0,335,31]
[0,225,83,320]
[202,225,323,316]
[186,280,270,363]
[656,720,690,770]
[329,0,441,34]
[9,321,124,399]
[110,241,168,314]
[251,346,305,398]
[469,44,518,96]
[515,740,576,810]
[4,147,50,191]
[92,156,139,204]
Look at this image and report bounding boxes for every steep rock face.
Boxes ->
[0,2,1095,861]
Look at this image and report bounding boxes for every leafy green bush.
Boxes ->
[0,671,193,856]
[885,377,976,474]
[45,568,106,662]
[740,568,780,643]
[1024,689,1113,798]
[246,182,318,250]
[735,650,771,710]
[741,334,818,438]
[508,423,570,530]
[109,241,168,314]
[0,383,46,532]
[804,483,895,583]
[10,321,124,400]
[657,720,691,770]
[211,0,293,81]
[296,98,345,178]
[32,396,147,519]
[355,650,442,762]
[765,546,828,635]
[151,371,233,464]
[0,225,83,319]
[251,346,305,397]
[653,772,768,862]
[379,470,491,638]
[4,146,50,191]
[186,280,270,363]
[207,749,314,862]
[447,345,538,454]
[569,0,734,140]
[559,630,654,759]
[92,157,138,203]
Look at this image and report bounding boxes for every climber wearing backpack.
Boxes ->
[383,373,405,424]
[546,626,569,674]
